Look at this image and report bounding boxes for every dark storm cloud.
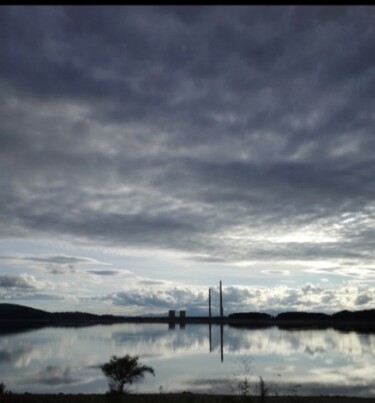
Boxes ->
[1,6,375,266]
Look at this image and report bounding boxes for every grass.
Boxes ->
[1,393,375,403]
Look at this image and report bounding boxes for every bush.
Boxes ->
[0,382,7,394]
[259,376,268,403]
[101,354,155,394]
[230,355,254,398]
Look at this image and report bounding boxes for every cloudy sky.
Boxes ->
[1,6,375,316]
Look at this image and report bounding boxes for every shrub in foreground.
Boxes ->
[101,354,155,394]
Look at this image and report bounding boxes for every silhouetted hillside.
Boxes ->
[228,312,272,320]
[0,303,120,322]
[0,303,52,320]
[0,303,125,334]
[276,311,331,321]
[331,309,375,321]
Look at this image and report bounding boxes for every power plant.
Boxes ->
[170,280,224,322]
[208,280,224,319]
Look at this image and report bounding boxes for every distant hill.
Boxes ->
[276,311,331,321]
[227,309,375,332]
[0,303,110,322]
[0,303,52,320]
[332,309,375,321]
[229,309,375,322]
[228,312,272,320]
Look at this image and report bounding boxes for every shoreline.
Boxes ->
[2,304,375,334]
[1,393,375,403]
[2,316,375,334]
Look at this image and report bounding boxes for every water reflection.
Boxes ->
[0,324,374,396]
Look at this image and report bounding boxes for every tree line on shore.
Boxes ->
[1,303,375,329]
[228,309,375,322]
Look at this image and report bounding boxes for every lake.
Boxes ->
[1,323,375,397]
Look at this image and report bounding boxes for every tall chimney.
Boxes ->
[208,288,212,319]
[220,280,223,318]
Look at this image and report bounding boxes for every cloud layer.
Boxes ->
[1,6,375,313]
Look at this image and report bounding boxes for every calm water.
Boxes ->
[1,323,375,397]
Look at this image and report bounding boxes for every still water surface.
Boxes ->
[1,323,375,396]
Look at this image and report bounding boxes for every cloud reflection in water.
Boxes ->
[0,324,374,396]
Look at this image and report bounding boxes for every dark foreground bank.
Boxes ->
[1,394,375,403]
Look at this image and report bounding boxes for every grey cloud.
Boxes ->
[355,294,372,306]
[0,346,34,365]
[3,293,66,302]
[0,275,63,302]
[88,270,119,276]
[26,256,94,265]
[21,365,80,386]
[0,275,38,289]
[0,254,104,275]
[2,6,373,135]
[0,275,59,302]
[138,280,166,285]
[0,255,94,264]
[109,290,173,310]
[103,283,375,315]
[301,283,322,295]
[45,265,77,275]
[106,287,209,314]
[188,255,228,263]
[262,270,290,276]
[1,6,375,274]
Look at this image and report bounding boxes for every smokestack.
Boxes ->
[220,280,223,318]
[208,288,212,319]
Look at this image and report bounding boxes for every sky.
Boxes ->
[1,6,375,316]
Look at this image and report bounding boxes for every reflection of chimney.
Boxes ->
[220,280,223,318]
[208,288,212,319]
